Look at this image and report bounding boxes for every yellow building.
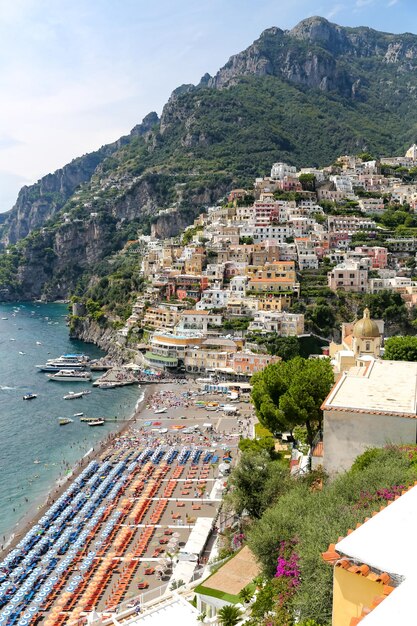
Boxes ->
[257,294,292,311]
[246,261,299,295]
[141,306,180,331]
[322,483,417,625]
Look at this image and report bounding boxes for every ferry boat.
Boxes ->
[37,354,91,372]
[48,370,92,382]
[23,393,37,400]
[88,419,105,427]
[58,417,73,425]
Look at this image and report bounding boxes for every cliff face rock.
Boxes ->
[0,147,122,246]
[208,16,417,96]
[3,16,417,302]
[69,316,124,358]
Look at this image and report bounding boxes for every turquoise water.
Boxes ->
[0,302,141,541]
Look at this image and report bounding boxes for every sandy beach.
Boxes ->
[0,377,254,625]
[0,383,157,558]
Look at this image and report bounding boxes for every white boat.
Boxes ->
[73,412,84,417]
[154,407,167,414]
[59,417,73,425]
[1,317,7,320]
[23,393,37,401]
[19,351,25,355]
[88,419,105,427]
[48,370,92,382]
[33,460,41,464]
[36,341,42,345]
[63,391,84,400]
[98,382,117,389]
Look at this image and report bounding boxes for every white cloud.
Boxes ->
[326,3,345,19]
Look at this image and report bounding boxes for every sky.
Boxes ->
[0,0,416,212]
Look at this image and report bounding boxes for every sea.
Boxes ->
[0,302,142,542]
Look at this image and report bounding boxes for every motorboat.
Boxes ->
[37,353,91,372]
[48,370,92,382]
[98,382,117,389]
[154,407,167,414]
[37,362,88,372]
[58,417,73,425]
[23,393,37,400]
[63,391,84,400]
[80,416,102,422]
[88,419,105,427]
[73,412,84,417]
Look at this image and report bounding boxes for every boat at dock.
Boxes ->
[88,419,105,427]
[80,416,106,422]
[97,382,118,389]
[37,353,91,372]
[48,370,92,382]
[58,417,73,425]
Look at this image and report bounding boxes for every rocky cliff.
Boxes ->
[2,16,417,301]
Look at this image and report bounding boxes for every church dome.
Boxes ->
[353,308,380,338]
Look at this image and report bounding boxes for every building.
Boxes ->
[231,352,281,375]
[194,546,260,619]
[246,261,299,296]
[141,305,181,331]
[328,260,369,293]
[248,310,304,336]
[145,332,204,369]
[329,309,383,375]
[351,246,388,270]
[271,162,297,180]
[322,357,417,474]
[177,310,222,332]
[322,483,417,626]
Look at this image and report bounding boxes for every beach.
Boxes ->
[0,384,157,558]
[0,378,254,624]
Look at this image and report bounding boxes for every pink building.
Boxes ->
[354,246,388,269]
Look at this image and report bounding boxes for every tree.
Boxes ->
[217,604,242,626]
[251,358,334,445]
[227,451,290,519]
[238,586,254,604]
[383,336,417,361]
[298,173,316,191]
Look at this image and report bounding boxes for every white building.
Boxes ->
[271,162,297,180]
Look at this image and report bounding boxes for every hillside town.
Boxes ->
[6,147,417,626]
[77,146,417,626]
[103,145,417,378]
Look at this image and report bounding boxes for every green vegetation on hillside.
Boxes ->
[225,445,417,625]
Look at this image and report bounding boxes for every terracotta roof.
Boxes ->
[322,482,417,625]
[312,442,323,457]
[182,310,209,315]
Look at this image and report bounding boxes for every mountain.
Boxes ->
[2,15,417,300]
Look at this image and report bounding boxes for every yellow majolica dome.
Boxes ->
[353,308,380,338]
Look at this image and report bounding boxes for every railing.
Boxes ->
[67,565,208,626]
